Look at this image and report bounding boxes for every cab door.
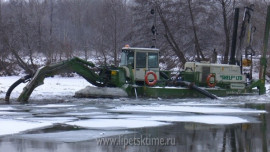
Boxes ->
[134,51,147,81]
[147,52,159,80]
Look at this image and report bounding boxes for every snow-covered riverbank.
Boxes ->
[0,76,91,101]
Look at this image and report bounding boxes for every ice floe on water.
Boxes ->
[133,115,250,125]
[64,112,106,116]
[171,102,242,106]
[18,117,78,124]
[15,130,133,142]
[0,100,266,137]
[0,111,29,116]
[66,119,170,129]
[33,104,77,108]
[111,105,266,114]
[91,114,150,119]
[0,118,52,136]
[86,114,252,125]
[81,107,99,110]
[0,107,16,111]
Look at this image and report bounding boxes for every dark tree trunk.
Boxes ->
[156,5,187,65]
[188,0,205,60]
[221,0,230,64]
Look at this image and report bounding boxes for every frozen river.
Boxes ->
[0,76,269,152]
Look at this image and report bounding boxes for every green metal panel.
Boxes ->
[181,72,200,84]
[124,85,259,99]
[110,68,126,87]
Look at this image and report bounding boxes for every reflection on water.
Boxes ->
[0,103,269,152]
[0,121,269,152]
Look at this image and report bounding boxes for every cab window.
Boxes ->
[136,52,146,68]
[127,52,134,67]
[120,52,127,66]
[148,53,158,68]
[120,52,134,67]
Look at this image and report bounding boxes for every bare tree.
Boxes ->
[219,0,235,64]
[1,0,269,75]
[187,0,205,60]
[1,0,33,74]
[156,2,187,65]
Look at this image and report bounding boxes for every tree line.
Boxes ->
[0,0,269,75]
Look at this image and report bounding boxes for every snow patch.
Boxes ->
[75,86,128,98]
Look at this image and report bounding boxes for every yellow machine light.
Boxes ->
[124,44,130,48]
[111,70,117,76]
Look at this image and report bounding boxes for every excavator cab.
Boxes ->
[120,45,160,82]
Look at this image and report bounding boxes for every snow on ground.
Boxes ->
[0,76,92,100]
[266,83,270,93]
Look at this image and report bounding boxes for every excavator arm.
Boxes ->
[6,57,110,103]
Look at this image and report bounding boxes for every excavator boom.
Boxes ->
[8,57,110,103]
